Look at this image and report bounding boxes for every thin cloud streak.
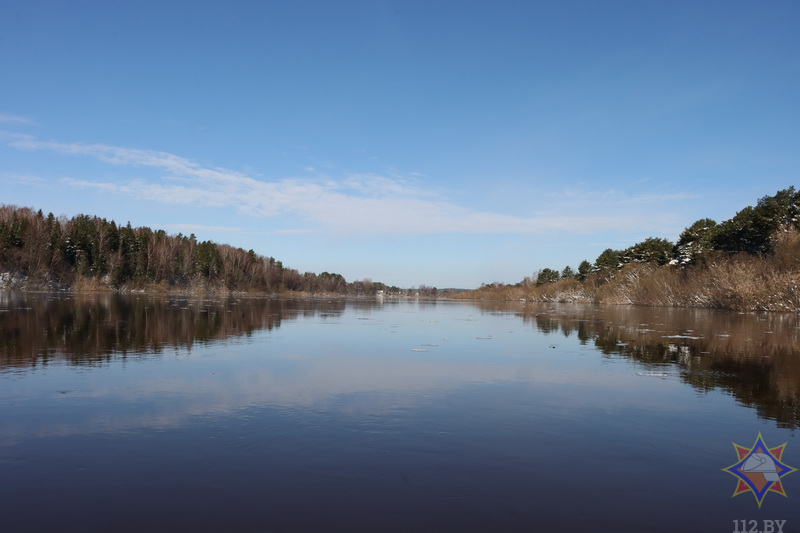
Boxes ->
[13,134,686,236]
[542,189,697,205]
[161,224,311,236]
[0,113,37,125]
[162,224,246,233]
[1,172,47,185]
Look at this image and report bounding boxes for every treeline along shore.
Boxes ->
[1,187,799,311]
[0,206,410,296]
[456,187,800,312]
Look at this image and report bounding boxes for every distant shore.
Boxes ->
[0,276,381,300]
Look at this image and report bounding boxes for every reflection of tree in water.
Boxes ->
[0,292,382,370]
[483,301,800,429]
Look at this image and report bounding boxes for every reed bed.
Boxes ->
[456,232,800,312]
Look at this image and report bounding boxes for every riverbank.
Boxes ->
[6,256,799,311]
[453,252,800,312]
[0,272,381,300]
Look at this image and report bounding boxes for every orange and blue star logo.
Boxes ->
[722,432,797,508]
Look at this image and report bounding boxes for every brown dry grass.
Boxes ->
[456,230,800,311]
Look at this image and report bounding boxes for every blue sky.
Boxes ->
[1,0,798,288]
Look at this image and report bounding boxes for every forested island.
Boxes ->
[457,187,800,311]
[1,187,799,310]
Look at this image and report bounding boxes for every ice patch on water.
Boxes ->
[636,372,669,378]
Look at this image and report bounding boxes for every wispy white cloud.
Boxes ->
[0,113,37,125]
[161,223,246,233]
[542,188,697,205]
[159,224,312,236]
[0,130,35,142]
[262,228,314,235]
[8,134,688,236]
[0,171,47,185]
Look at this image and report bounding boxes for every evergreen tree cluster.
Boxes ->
[538,187,800,280]
[0,206,400,295]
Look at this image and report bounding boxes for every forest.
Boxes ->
[458,187,800,311]
[2,187,799,309]
[0,206,407,296]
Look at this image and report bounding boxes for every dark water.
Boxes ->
[1,292,799,532]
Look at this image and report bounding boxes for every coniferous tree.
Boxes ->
[594,249,622,272]
[577,260,592,281]
[675,218,718,264]
[713,187,800,255]
[536,268,560,285]
[621,237,674,266]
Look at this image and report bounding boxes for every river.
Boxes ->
[1,292,798,532]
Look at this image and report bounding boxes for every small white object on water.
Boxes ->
[410,348,429,352]
[636,372,669,378]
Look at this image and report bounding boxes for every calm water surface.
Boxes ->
[1,292,799,532]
